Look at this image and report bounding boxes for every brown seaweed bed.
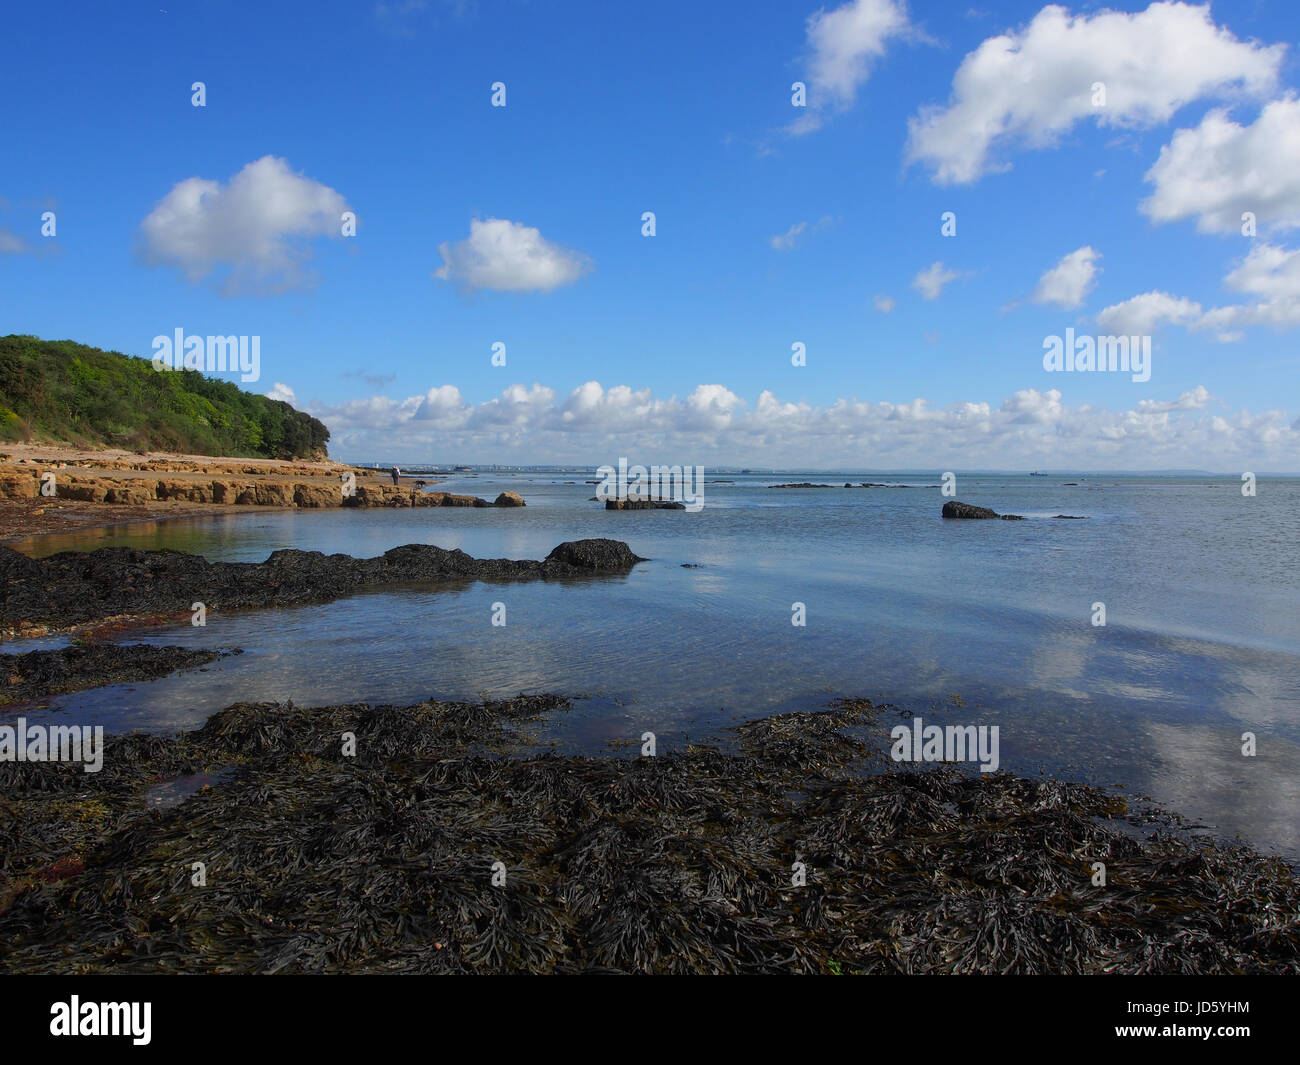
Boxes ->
[1,694,1297,974]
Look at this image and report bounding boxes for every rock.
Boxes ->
[258,483,297,507]
[942,500,1024,520]
[543,539,647,571]
[58,482,108,503]
[104,485,153,505]
[293,484,337,508]
[0,538,647,630]
[0,472,39,499]
[493,491,525,507]
[605,499,686,510]
[440,493,485,507]
[1052,514,1086,519]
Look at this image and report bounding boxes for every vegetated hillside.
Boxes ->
[0,335,329,460]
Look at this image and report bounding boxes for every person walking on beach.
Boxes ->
[391,465,400,485]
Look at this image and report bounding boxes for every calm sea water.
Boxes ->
[9,472,1300,863]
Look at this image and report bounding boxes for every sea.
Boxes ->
[7,471,1300,864]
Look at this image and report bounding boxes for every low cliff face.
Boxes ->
[0,462,516,510]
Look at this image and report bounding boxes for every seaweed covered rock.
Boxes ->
[0,644,238,705]
[0,538,646,632]
[942,501,1024,520]
[543,538,648,571]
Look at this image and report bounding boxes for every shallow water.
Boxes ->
[8,472,1300,863]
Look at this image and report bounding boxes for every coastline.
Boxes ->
[0,444,481,544]
[2,472,1297,973]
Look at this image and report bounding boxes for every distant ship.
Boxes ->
[1029,471,1046,476]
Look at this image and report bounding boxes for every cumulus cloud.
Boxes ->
[1098,244,1300,338]
[307,380,1297,470]
[1142,97,1300,233]
[906,2,1283,185]
[265,382,297,404]
[788,0,913,134]
[1198,243,1300,333]
[1096,291,1204,334]
[1032,246,1101,309]
[1137,385,1211,414]
[137,156,349,293]
[912,261,961,300]
[434,218,590,293]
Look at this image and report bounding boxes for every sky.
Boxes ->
[2,0,1299,470]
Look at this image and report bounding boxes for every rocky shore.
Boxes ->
[0,446,525,542]
[1,693,1296,974]
[1,538,646,637]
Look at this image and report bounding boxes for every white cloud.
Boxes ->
[1032,246,1101,309]
[1096,291,1204,334]
[1098,244,1300,338]
[770,215,835,250]
[1137,385,1211,414]
[874,294,895,313]
[1198,243,1300,332]
[912,261,961,300]
[265,382,297,404]
[788,0,912,134]
[434,218,590,292]
[1142,97,1300,233]
[309,379,1298,470]
[771,222,808,250]
[0,229,28,254]
[137,156,349,293]
[412,384,469,426]
[906,2,1283,185]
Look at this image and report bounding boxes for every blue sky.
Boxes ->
[2,0,1298,469]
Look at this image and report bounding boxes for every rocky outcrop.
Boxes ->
[1,538,648,632]
[605,499,686,510]
[941,501,1024,520]
[0,458,520,511]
